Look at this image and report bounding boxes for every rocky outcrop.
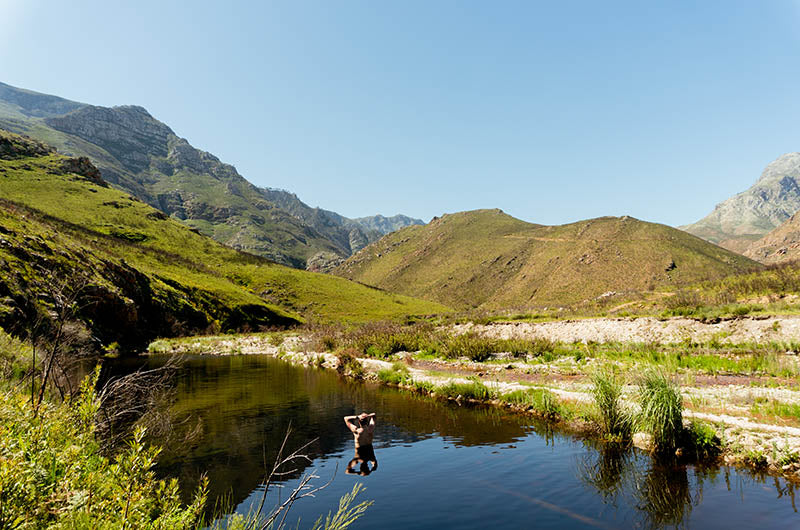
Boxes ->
[59,156,107,187]
[682,153,800,251]
[0,130,55,159]
[46,105,172,173]
[306,251,346,273]
[744,210,800,264]
[348,227,370,254]
[0,130,106,186]
[351,214,424,234]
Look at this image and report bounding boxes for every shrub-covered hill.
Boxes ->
[0,131,448,351]
[334,209,761,310]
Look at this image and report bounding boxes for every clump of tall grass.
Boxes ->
[590,369,631,440]
[377,362,412,385]
[637,371,684,453]
[413,380,435,394]
[500,387,561,419]
[437,379,496,401]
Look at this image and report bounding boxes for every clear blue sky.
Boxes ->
[2,0,800,226]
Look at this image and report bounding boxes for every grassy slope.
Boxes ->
[335,209,761,309]
[0,143,448,332]
[0,93,385,268]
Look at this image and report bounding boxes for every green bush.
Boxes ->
[743,448,768,469]
[685,422,721,460]
[336,348,365,379]
[0,370,207,528]
[443,332,496,362]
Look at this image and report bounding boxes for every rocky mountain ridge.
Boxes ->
[0,81,423,268]
[681,152,800,253]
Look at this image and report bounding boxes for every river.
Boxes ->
[101,354,800,529]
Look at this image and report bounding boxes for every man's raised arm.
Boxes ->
[344,415,359,432]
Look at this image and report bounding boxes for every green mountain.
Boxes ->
[334,209,760,309]
[0,130,447,350]
[681,153,800,253]
[0,81,423,268]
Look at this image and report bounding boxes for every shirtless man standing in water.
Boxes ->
[344,412,378,475]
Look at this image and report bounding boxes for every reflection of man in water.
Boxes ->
[344,412,378,476]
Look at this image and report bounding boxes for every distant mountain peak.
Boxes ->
[681,152,800,252]
[756,152,800,184]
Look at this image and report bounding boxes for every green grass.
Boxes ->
[0,136,450,348]
[751,398,800,424]
[500,387,562,419]
[590,369,631,440]
[377,363,412,385]
[437,379,496,401]
[558,341,800,377]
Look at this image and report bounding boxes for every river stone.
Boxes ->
[632,432,654,452]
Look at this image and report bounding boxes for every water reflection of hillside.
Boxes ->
[130,355,536,509]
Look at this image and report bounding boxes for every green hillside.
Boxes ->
[0,131,448,350]
[0,81,422,268]
[335,209,761,309]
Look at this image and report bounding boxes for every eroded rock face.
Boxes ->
[682,153,800,250]
[46,105,173,173]
[348,227,370,254]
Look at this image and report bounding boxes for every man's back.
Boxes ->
[344,412,376,447]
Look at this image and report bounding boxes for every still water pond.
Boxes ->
[105,355,800,529]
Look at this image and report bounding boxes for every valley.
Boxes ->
[4,65,800,528]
